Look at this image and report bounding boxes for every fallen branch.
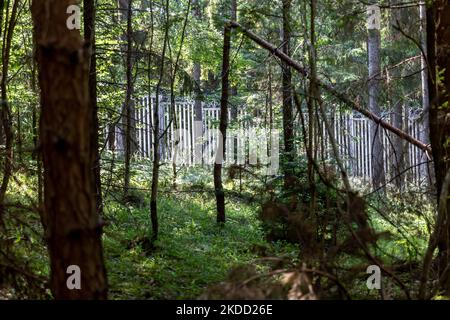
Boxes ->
[227,20,431,154]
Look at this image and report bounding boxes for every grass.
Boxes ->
[2,162,436,299]
[103,189,297,299]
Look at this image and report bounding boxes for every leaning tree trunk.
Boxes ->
[427,0,450,295]
[215,24,231,224]
[32,0,108,299]
[227,21,430,153]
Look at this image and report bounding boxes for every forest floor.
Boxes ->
[2,160,435,299]
[103,192,297,299]
[102,163,298,299]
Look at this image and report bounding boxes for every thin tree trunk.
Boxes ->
[230,0,238,164]
[171,0,191,189]
[281,0,295,189]
[30,58,43,208]
[192,0,203,132]
[307,0,318,215]
[389,0,407,190]
[151,0,170,240]
[215,24,231,224]
[419,1,431,186]
[123,0,134,197]
[192,0,203,165]
[367,5,386,189]
[84,0,103,215]
[0,0,19,218]
[32,0,108,299]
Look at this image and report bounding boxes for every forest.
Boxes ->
[0,0,449,302]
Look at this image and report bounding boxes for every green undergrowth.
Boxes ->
[2,163,436,299]
[103,189,298,299]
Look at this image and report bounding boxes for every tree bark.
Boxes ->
[427,0,450,295]
[123,0,134,197]
[84,0,103,215]
[367,7,386,189]
[0,0,19,218]
[419,1,431,185]
[215,24,231,224]
[307,0,318,214]
[32,0,108,299]
[170,0,191,189]
[193,0,203,126]
[281,0,295,189]
[150,0,170,240]
[230,0,238,164]
[389,0,406,189]
[192,0,203,162]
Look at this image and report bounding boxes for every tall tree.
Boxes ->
[123,0,135,197]
[427,0,450,295]
[229,0,238,165]
[84,0,103,215]
[307,0,318,214]
[419,1,431,184]
[367,3,386,189]
[32,0,108,299]
[281,0,295,189]
[388,0,407,189]
[0,0,20,218]
[170,0,191,189]
[215,23,231,224]
[192,0,203,159]
[150,0,170,240]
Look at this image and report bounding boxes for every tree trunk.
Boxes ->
[427,0,450,295]
[215,24,231,224]
[171,0,191,189]
[84,0,103,215]
[367,5,386,189]
[281,0,295,189]
[151,0,170,240]
[30,59,43,207]
[388,1,403,189]
[32,0,108,299]
[0,0,19,217]
[419,1,432,186]
[193,0,203,129]
[123,0,134,197]
[307,0,318,214]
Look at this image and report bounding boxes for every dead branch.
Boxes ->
[227,20,431,154]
